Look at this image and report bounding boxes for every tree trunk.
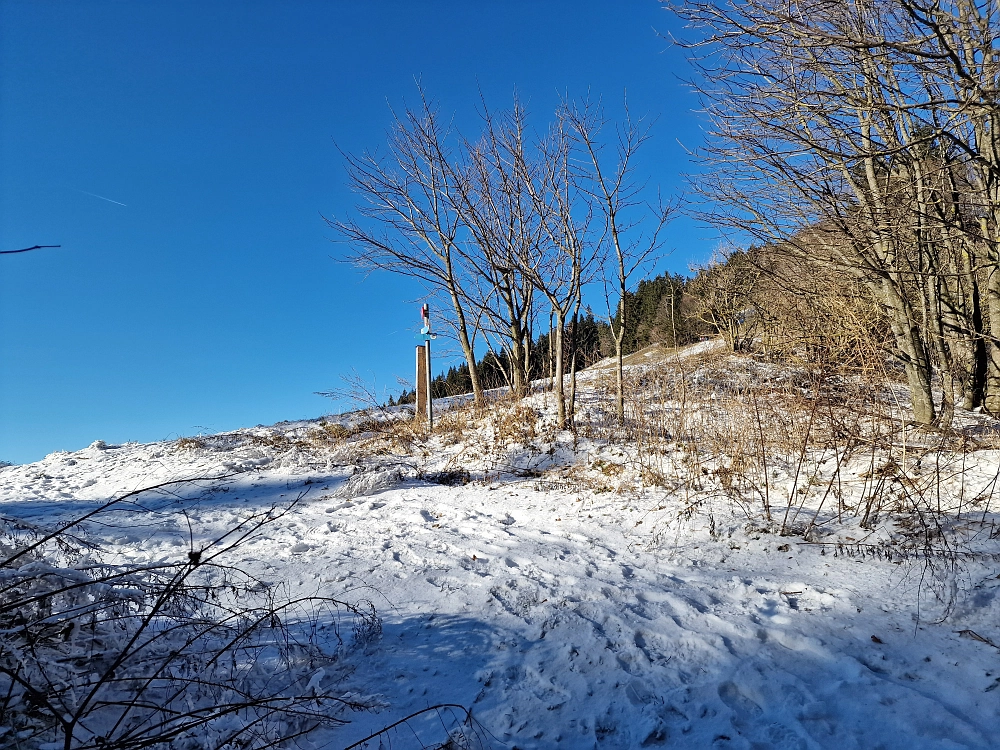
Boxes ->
[447,282,484,409]
[568,298,583,428]
[880,279,936,424]
[928,274,955,427]
[553,311,567,428]
[958,252,988,410]
[614,330,625,424]
[983,215,1000,414]
[609,293,626,424]
[509,320,526,397]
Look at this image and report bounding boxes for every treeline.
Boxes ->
[390,272,714,404]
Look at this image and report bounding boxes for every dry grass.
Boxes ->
[568,346,1000,570]
[174,344,998,597]
[486,396,540,453]
[432,405,472,446]
[174,437,205,451]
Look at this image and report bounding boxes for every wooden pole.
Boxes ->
[416,345,427,421]
[425,340,433,430]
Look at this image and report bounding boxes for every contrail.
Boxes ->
[72,188,127,207]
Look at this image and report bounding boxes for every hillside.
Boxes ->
[2,341,999,749]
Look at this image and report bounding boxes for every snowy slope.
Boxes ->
[2,348,999,749]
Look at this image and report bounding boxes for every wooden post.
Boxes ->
[425,340,433,430]
[416,344,428,420]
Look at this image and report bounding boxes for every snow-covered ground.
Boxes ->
[3,344,999,749]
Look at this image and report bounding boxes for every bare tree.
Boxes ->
[896,0,1000,411]
[0,245,61,255]
[328,91,485,408]
[687,249,762,353]
[563,97,675,423]
[747,233,892,368]
[452,96,543,397]
[516,112,600,428]
[666,0,1000,425]
[332,89,674,418]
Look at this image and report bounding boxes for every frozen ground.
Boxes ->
[2,346,999,749]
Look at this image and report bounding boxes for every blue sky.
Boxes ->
[0,1,713,464]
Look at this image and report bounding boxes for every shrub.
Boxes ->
[0,477,378,750]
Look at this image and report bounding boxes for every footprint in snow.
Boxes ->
[718,681,809,750]
[718,681,763,718]
[490,579,539,617]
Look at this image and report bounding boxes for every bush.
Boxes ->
[0,477,378,750]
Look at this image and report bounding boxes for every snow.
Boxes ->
[2,343,999,749]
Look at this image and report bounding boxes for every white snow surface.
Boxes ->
[3,350,1000,749]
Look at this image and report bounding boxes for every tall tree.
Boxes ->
[452,97,541,396]
[327,91,485,407]
[563,98,674,423]
[517,111,600,428]
[667,0,1000,424]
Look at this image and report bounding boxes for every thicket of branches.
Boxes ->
[328,90,674,427]
[0,478,379,750]
[683,245,894,375]
[667,0,1000,427]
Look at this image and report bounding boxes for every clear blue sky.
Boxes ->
[0,0,713,465]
